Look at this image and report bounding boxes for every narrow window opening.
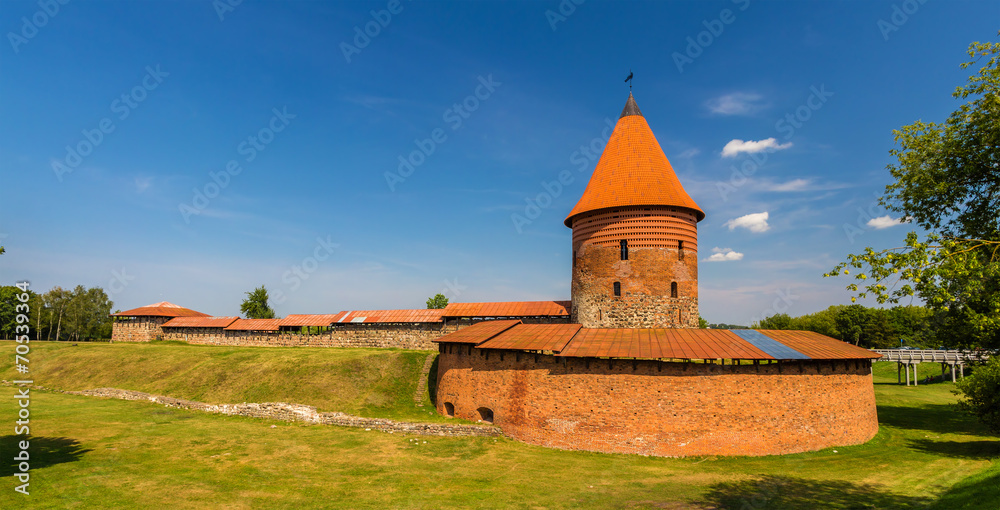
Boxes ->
[477,407,494,424]
[444,402,455,417]
[613,282,621,297]
[573,250,577,269]
[678,240,684,260]
[671,282,678,298]
[620,239,629,260]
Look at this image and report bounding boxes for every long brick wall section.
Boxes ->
[112,318,572,349]
[434,346,879,457]
[160,323,461,350]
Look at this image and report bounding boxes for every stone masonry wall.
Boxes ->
[110,317,170,343]
[159,323,463,350]
[435,345,879,457]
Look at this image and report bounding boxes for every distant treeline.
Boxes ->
[751,304,935,349]
[0,285,114,341]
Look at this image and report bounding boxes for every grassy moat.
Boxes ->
[1,341,997,509]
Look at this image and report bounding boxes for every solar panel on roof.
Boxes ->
[731,330,810,360]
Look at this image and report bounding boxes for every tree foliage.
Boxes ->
[753,304,933,349]
[1,285,113,341]
[954,357,1000,435]
[240,285,276,319]
[426,293,448,309]
[827,36,1000,349]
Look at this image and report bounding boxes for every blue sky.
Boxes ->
[0,0,995,324]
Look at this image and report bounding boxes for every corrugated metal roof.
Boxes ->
[224,319,281,332]
[333,309,445,323]
[279,314,342,327]
[758,330,882,360]
[478,324,582,352]
[161,316,239,328]
[441,301,571,318]
[113,302,209,318]
[431,319,521,345]
[442,325,878,361]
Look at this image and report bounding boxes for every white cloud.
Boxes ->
[866,215,910,229]
[705,247,744,262]
[706,93,766,116]
[678,148,700,159]
[767,178,811,192]
[724,212,770,233]
[721,138,793,158]
[134,176,153,193]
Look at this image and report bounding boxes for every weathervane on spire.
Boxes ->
[625,69,633,91]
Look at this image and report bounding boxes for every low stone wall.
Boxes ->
[110,317,170,342]
[156,323,463,350]
[435,348,879,457]
[71,388,502,437]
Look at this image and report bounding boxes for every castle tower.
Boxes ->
[565,93,704,328]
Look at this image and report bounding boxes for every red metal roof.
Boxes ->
[565,93,704,227]
[477,324,582,352]
[438,324,879,361]
[431,319,522,344]
[442,301,571,318]
[757,330,882,360]
[161,316,238,328]
[113,302,209,318]
[224,319,281,332]
[279,314,343,327]
[333,309,445,324]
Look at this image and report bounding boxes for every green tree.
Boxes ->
[698,315,709,328]
[426,293,448,309]
[954,357,1000,435]
[0,286,18,339]
[827,36,1000,349]
[753,313,793,330]
[241,285,276,319]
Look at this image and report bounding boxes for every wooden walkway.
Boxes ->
[872,349,992,386]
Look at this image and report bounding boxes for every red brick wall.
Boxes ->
[571,207,700,328]
[435,346,879,457]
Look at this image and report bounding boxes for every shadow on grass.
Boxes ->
[907,438,1000,460]
[698,475,931,510]
[878,404,986,436]
[927,465,1000,509]
[1,436,91,477]
[427,354,439,406]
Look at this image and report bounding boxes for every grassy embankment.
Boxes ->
[0,341,997,509]
[0,340,443,422]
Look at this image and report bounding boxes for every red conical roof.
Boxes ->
[564,93,704,227]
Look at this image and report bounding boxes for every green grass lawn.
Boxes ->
[0,342,997,509]
[0,340,446,422]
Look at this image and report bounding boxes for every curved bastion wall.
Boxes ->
[434,346,879,457]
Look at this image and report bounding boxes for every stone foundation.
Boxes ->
[69,387,501,437]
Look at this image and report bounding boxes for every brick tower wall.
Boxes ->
[571,207,699,328]
[434,346,879,457]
